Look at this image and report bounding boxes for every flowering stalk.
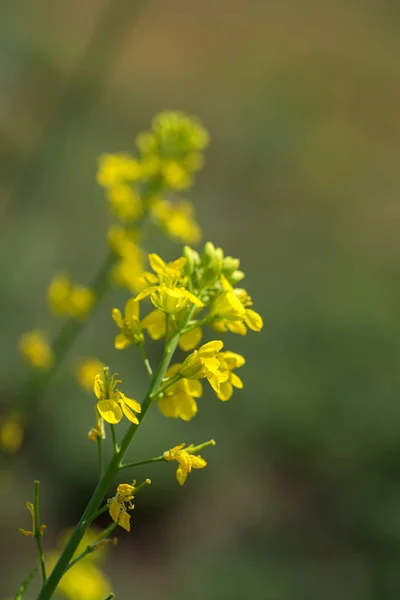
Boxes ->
[36,306,194,600]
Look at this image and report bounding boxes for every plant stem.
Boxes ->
[15,567,38,600]
[97,438,104,478]
[119,456,163,470]
[152,374,181,398]
[37,306,195,600]
[86,503,110,523]
[64,521,117,573]
[103,594,115,600]
[33,481,47,586]
[139,344,153,377]
[110,425,118,454]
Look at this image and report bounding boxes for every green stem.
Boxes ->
[110,425,118,454]
[15,566,38,600]
[119,456,163,470]
[37,305,195,600]
[139,344,153,377]
[64,521,117,574]
[33,481,47,586]
[103,595,115,600]
[97,438,104,478]
[86,503,110,523]
[152,374,181,398]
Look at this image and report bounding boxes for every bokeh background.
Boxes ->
[2,0,400,598]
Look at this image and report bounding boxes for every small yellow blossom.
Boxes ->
[107,184,143,222]
[135,253,202,314]
[180,340,228,393]
[215,351,245,401]
[48,274,94,319]
[19,331,54,370]
[108,482,135,532]
[97,153,141,188]
[163,443,207,485]
[0,410,24,453]
[210,276,263,335]
[112,298,143,349]
[76,358,106,392]
[158,364,202,421]
[150,198,202,244]
[94,369,141,425]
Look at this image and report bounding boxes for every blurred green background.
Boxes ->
[2,0,400,598]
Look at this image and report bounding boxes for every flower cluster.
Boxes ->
[163,442,210,486]
[19,330,54,370]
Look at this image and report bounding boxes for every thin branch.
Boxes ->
[33,481,47,585]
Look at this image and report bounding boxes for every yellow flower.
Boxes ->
[112,298,143,349]
[108,482,135,532]
[215,351,245,401]
[106,184,143,222]
[210,276,263,335]
[48,274,94,319]
[75,358,106,392]
[0,410,24,454]
[161,160,191,190]
[180,340,228,393]
[158,364,202,421]
[135,253,202,315]
[150,198,202,244]
[94,369,141,425]
[96,153,141,188]
[19,331,54,369]
[163,443,207,486]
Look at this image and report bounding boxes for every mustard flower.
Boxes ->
[180,340,228,394]
[75,358,106,392]
[211,275,263,335]
[96,153,141,188]
[112,298,143,349]
[158,364,202,421]
[163,443,208,485]
[135,253,203,314]
[215,351,245,401]
[141,309,166,340]
[108,482,135,532]
[94,369,141,425]
[150,198,202,244]
[19,330,54,370]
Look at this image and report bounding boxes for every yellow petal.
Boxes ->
[183,290,204,308]
[198,340,224,357]
[216,381,233,401]
[245,309,263,331]
[187,379,203,398]
[230,372,243,389]
[134,287,154,302]
[221,351,246,369]
[97,400,123,424]
[141,309,166,339]
[190,455,207,469]
[115,333,131,350]
[120,394,141,414]
[124,297,140,324]
[93,374,105,400]
[176,466,187,486]
[109,498,122,524]
[220,274,233,291]
[118,508,131,532]
[227,321,247,335]
[148,253,166,274]
[119,400,139,424]
[112,308,124,328]
[179,327,202,351]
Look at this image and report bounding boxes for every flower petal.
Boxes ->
[114,333,131,350]
[179,327,202,351]
[112,308,123,328]
[216,381,233,401]
[120,393,141,414]
[97,400,123,424]
[190,455,207,469]
[119,400,139,424]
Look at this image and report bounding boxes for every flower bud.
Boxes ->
[183,246,200,276]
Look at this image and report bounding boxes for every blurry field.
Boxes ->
[2,0,400,598]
